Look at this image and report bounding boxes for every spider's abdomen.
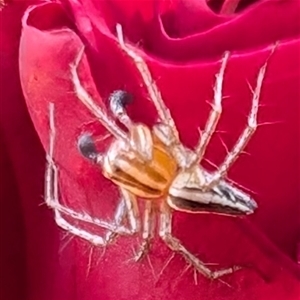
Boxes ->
[103,124,178,199]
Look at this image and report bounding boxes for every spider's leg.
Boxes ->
[204,53,269,190]
[120,187,141,235]
[46,159,118,246]
[134,200,155,262]
[159,201,241,279]
[102,188,141,244]
[116,24,179,141]
[70,48,129,143]
[192,52,230,166]
[45,103,139,247]
[46,156,132,235]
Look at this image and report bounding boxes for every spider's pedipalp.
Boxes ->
[70,48,129,143]
[109,90,134,129]
[109,90,133,116]
[192,52,230,166]
[77,133,103,164]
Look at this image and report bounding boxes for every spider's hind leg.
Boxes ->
[204,50,272,190]
[159,201,241,280]
[45,103,139,247]
[134,200,155,262]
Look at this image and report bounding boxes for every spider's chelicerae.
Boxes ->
[46,24,274,280]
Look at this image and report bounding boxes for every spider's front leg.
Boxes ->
[116,24,178,140]
[70,47,129,143]
[133,200,157,262]
[116,24,192,168]
[45,103,139,247]
[159,201,241,280]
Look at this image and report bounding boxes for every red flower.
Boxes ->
[1,1,299,299]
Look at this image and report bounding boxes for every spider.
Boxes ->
[45,24,274,280]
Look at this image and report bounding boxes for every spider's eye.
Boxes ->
[77,133,98,161]
[109,90,133,116]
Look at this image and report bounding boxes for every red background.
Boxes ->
[1,1,299,299]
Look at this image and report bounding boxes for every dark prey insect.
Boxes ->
[45,24,274,280]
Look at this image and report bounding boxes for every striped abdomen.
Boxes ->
[102,124,178,199]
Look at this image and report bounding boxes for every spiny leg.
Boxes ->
[116,24,179,142]
[47,108,128,234]
[120,188,141,236]
[204,52,270,190]
[46,103,116,245]
[102,189,141,243]
[159,201,241,280]
[134,200,155,262]
[70,48,129,143]
[45,103,138,247]
[192,52,230,166]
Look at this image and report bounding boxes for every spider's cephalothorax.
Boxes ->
[45,24,275,280]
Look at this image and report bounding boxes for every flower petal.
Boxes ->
[18,2,300,300]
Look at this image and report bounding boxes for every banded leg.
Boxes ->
[204,53,270,190]
[46,154,116,245]
[121,188,141,236]
[116,24,179,142]
[159,201,241,279]
[193,52,230,166]
[103,188,141,244]
[134,200,155,261]
[70,47,129,143]
[46,103,139,246]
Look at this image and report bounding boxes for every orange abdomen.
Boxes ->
[103,131,177,199]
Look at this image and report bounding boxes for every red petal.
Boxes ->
[148,0,300,60]
[65,0,300,61]
[16,2,300,300]
[0,2,66,299]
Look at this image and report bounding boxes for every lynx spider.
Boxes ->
[45,24,274,280]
